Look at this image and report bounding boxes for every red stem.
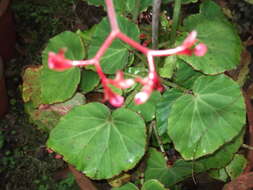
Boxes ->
[105,0,119,31]
[117,32,149,54]
[94,31,118,61]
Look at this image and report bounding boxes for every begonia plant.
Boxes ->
[22,0,247,189]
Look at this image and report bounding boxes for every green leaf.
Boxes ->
[79,70,100,93]
[112,183,139,190]
[159,56,177,79]
[225,154,247,179]
[41,67,81,104]
[22,66,43,107]
[209,168,229,182]
[156,89,183,135]
[88,16,140,74]
[168,74,246,160]
[41,31,84,104]
[47,103,146,179]
[174,59,203,88]
[144,148,202,187]
[145,131,243,187]
[198,130,244,170]
[142,179,167,190]
[208,153,247,182]
[179,0,242,74]
[127,91,162,122]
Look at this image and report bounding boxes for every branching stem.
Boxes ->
[48,0,207,107]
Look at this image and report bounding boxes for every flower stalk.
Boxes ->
[48,0,207,107]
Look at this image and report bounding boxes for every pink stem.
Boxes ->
[149,46,186,57]
[94,31,118,61]
[117,32,149,54]
[105,0,119,31]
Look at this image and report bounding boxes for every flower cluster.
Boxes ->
[47,0,207,107]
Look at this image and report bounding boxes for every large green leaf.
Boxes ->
[179,0,242,74]
[112,183,139,190]
[156,89,183,135]
[88,16,139,74]
[47,103,146,179]
[41,31,84,104]
[168,74,245,160]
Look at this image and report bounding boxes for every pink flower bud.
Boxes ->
[48,50,73,71]
[194,43,207,56]
[109,94,124,107]
[134,91,149,104]
[118,79,135,89]
[108,71,135,89]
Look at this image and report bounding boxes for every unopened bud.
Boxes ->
[134,92,149,105]
[194,43,207,56]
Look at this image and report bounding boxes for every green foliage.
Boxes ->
[168,74,245,159]
[145,131,243,187]
[178,0,242,74]
[41,31,84,104]
[20,0,247,189]
[47,103,146,179]
[112,183,139,190]
[79,70,100,93]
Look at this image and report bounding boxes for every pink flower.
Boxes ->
[134,73,163,104]
[103,86,124,107]
[107,71,135,89]
[183,30,197,48]
[48,49,73,71]
[194,43,207,56]
[179,31,207,56]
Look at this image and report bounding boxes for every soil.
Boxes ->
[0,0,253,190]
